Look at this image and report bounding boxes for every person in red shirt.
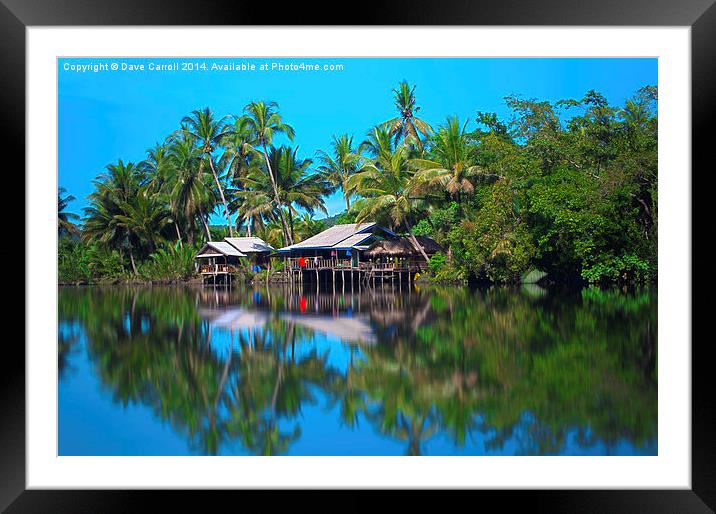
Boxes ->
[298,257,306,267]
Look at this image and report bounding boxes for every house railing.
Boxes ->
[284,257,428,272]
[285,257,353,270]
[200,263,238,274]
[363,259,429,271]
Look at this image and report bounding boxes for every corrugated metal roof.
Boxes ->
[224,237,274,253]
[201,241,246,257]
[331,233,374,249]
[279,223,376,251]
[195,253,224,258]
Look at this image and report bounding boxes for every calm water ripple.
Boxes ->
[58,284,657,456]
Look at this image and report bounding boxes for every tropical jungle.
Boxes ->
[58,81,658,285]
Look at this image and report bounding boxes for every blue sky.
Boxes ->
[58,57,657,222]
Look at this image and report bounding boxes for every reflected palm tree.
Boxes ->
[58,327,80,379]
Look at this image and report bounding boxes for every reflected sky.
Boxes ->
[58,284,657,456]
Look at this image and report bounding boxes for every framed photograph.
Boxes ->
[5,0,712,510]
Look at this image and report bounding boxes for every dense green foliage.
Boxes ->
[59,82,657,284]
[410,87,657,283]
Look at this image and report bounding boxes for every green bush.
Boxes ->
[428,252,447,274]
[581,254,651,284]
[138,242,199,280]
[87,246,126,279]
[433,264,467,283]
[58,238,92,282]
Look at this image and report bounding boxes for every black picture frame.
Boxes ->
[3,0,712,511]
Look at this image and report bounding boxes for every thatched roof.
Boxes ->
[364,236,442,257]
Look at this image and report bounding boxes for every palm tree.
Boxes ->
[272,146,331,242]
[238,101,296,245]
[231,175,275,239]
[115,189,172,254]
[410,116,484,201]
[383,80,433,152]
[255,221,285,250]
[141,142,184,244]
[58,187,80,237]
[141,143,173,192]
[83,160,145,274]
[315,134,362,212]
[233,146,330,244]
[294,213,326,242]
[167,135,214,244]
[220,120,262,236]
[348,127,431,262]
[181,108,234,237]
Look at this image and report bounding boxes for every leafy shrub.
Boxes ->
[85,245,125,279]
[433,264,467,283]
[581,254,651,284]
[138,242,199,280]
[428,252,447,274]
[58,238,92,282]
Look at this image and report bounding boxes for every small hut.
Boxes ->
[194,241,246,276]
[363,236,442,268]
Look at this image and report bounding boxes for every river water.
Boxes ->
[58,283,657,456]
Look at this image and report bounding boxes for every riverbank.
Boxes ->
[59,273,656,288]
[58,270,292,287]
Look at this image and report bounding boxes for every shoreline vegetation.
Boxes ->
[59,81,657,286]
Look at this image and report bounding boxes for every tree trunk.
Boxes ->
[174,222,183,247]
[207,155,234,237]
[404,218,430,263]
[345,194,351,212]
[247,217,252,237]
[262,142,293,246]
[209,343,232,448]
[288,210,295,243]
[127,236,138,275]
[198,208,211,242]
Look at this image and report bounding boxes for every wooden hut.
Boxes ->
[363,236,442,269]
[194,241,246,277]
[277,222,395,270]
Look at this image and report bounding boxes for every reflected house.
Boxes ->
[280,312,376,345]
[198,305,376,345]
[199,307,269,331]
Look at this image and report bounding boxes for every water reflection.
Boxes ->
[58,284,657,456]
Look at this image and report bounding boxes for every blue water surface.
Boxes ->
[58,285,657,456]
